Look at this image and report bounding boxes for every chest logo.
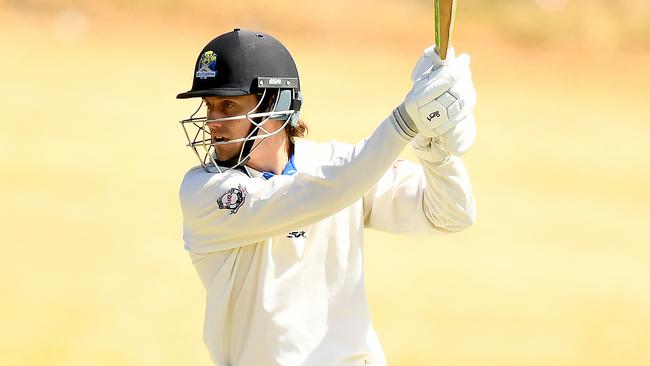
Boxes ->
[286,231,307,239]
[217,185,247,214]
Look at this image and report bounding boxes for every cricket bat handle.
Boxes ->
[434,0,457,61]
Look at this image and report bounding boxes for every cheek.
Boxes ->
[235,120,253,135]
[264,120,286,134]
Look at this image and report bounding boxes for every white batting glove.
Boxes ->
[411,114,476,163]
[402,52,474,136]
[411,45,455,81]
[397,46,477,162]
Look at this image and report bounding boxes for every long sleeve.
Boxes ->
[180,113,416,254]
[362,155,475,234]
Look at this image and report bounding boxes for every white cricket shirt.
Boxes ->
[180,114,475,366]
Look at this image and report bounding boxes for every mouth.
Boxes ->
[212,136,229,143]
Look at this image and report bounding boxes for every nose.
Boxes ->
[206,111,228,130]
[206,114,227,137]
[207,109,224,123]
[206,119,222,128]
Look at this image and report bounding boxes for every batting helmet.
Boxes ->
[177,29,303,173]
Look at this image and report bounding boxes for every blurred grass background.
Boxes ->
[1,0,649,365]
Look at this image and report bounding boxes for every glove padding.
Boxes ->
[403,46,477,160]
[412,114,476,163]
[411,45,455,81]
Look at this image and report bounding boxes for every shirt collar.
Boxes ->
[262,155,297,180]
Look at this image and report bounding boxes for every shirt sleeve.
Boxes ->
[362,156,476,234]
[180,114,414,254]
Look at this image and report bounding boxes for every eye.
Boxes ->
[204,99,240,116]
[221,101,236,114]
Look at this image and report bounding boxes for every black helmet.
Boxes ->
[177,29,303,173]
[177,28,301,99]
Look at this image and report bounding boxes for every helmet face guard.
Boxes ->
[179,86,302,173]
[177,29,302,173]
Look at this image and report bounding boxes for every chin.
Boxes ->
[215,148,239,161]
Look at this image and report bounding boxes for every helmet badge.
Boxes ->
[196,50,218,79]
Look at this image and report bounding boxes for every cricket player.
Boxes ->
[177,29,476,366]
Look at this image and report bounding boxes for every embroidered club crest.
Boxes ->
[217,185,247,214]
[196,50,217,79]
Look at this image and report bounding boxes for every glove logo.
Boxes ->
[427,111,441,121]
[217,185,247,214]
[196,51,218,79]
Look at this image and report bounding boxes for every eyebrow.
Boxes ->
[204,98,237,105]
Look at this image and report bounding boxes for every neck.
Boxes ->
[247,132,292,175]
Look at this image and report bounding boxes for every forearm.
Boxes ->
[419,155,475,232]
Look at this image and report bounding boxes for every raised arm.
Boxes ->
[180,113,415,253]
[364,46,478,234]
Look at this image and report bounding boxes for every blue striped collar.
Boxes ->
[262,155,297,180]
